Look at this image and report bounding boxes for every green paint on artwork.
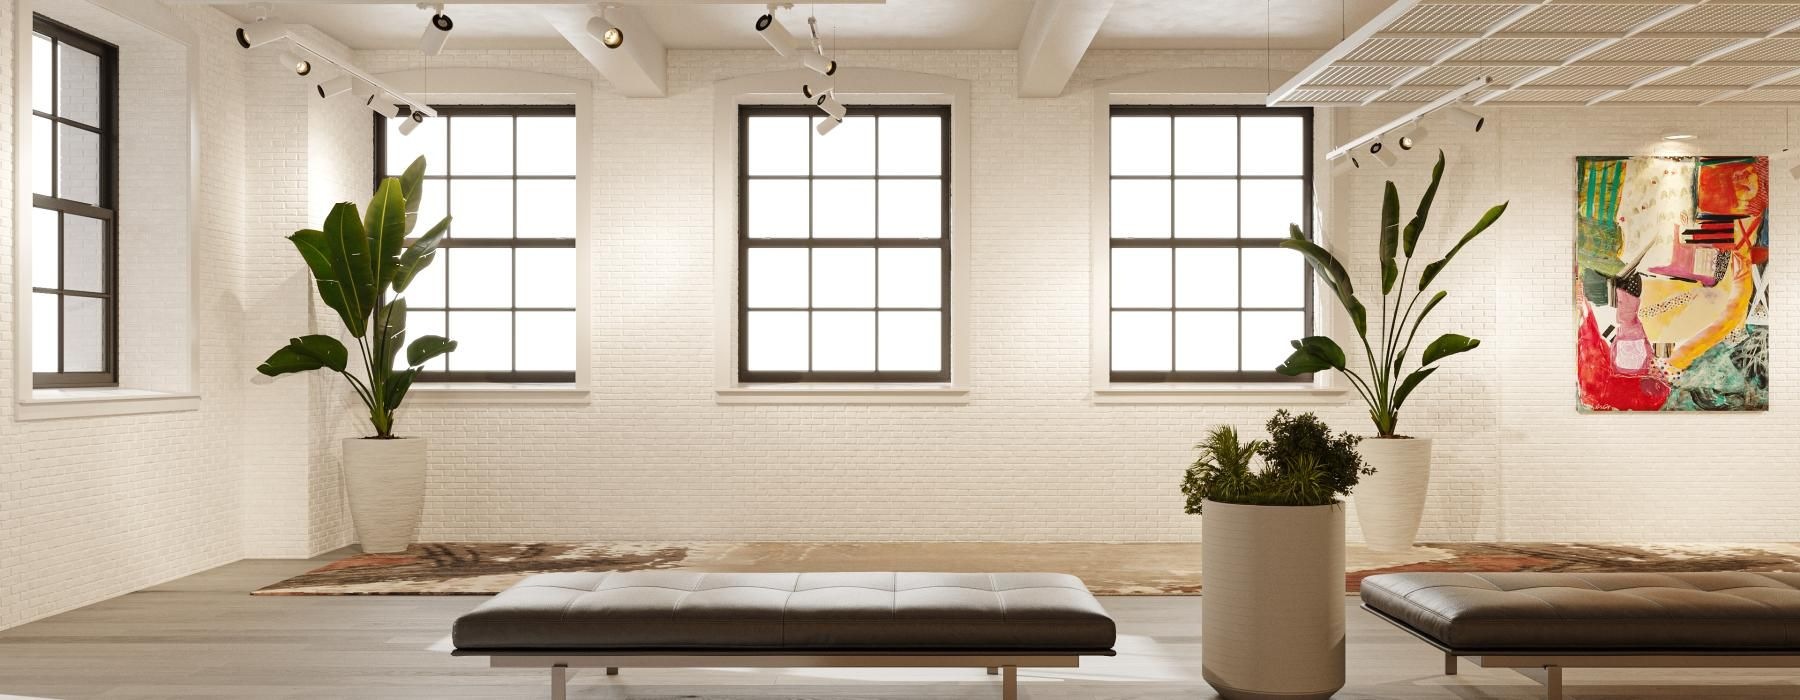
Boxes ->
[1662,327,1769,411]
[1577,218,1625,276]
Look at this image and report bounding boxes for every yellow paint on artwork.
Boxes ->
[1637,247,1753,370]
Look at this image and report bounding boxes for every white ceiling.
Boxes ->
[216,0,1398,52]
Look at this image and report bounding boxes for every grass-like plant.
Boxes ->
[1181,411,1370,513]
[1276,151,1507,437]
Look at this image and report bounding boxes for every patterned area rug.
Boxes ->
[252,541,1800,596]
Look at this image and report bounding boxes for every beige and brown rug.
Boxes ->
[251,541,1800,596]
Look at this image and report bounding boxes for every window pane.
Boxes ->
[812,311,874,371]
[32,293,58,373]
[1174,179,1236,238]
[811,248,874,308]
[63,295,104,372]
[1111,116,1170,176]
[878,116,941,176]
[1175,248,1236,308]
[62,213,105,293]
[447,311,511,370]
[32,208,58,289]
[386,115,446,176]
[448,179,512,238]
[516,179,575,238]
[32,34,51,115]
[877,179,941,238]
[1111,248,1172,308]
[747,311,808,371]
[1111,311,1172,371]
[1242,116,1304,176]
[879,311,940,371]
[878,248,941,308]
[1111,179,1171,238]
[747,248,808,308]
[813,179,875,238]
[57,124,101,204]
[747,179,808,238]
[1176,311,1237,371]
[449,116,513,176]
[1175,116,1236,176]
[32,116,53,197]
[58,44,103,127]
[748,116,810,176]
[401,247,446,308]
[1242,248,1305,308]
[1242,310,1304,373]
[812,116,874,176]
[447,248,512,308]
[516,117,576,176]
[404,311,447,370]
[414,179,447,237]
[1240,178,1303,238]
[516,248,575,308]
[516,311,576,371]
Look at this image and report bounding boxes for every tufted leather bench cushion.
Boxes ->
[1362,572,1800,652]
[453,571,1117,653]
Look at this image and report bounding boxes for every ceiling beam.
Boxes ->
[1471,2,1698,105]
[1586,14,1800,104]
[540,5,666,98]
[1017,0,1115,98]
[1358,1,1547,105]
[167,1,884,4]
[1269,0,1424,105]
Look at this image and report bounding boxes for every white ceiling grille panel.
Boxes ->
[1273,0,1800,107]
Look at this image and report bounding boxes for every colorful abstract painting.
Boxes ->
[1576,156,1769,412]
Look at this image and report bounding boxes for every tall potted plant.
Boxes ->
[1276,151,1506,550]
[1183,411,1370,700]
[255,156,455,553]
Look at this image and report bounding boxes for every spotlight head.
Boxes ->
[277,49,312,77]
[1368,141,1398,167]
[586,16,624,49]
[349,78,377,106]
[817,94,846,121]
[420,11,454,56]
[235,22,286,50]
[816,116,842,136]
[755,12,796,57]
[398,110,427,136]
[316,75,351,99]
[802,52,837,77]
[1441,106,1485,133]
[1395,121,1427,150]
[1330,155,1360,175]
[802,84,829,100]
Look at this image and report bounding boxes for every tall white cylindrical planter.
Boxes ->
[342,437,427,554]
[1354,437,1432,552]
[1202,501,1346,700]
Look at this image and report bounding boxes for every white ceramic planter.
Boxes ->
[342,437,427,554]
[1201,500,1346,700]
[1354,437,1433,552]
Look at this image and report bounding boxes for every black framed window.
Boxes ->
[375,105,577,383]
[1108,106,1314,382]
[31,16,118,389]
[738,105,951,383]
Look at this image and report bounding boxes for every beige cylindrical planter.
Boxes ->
[1354,437,1433,552]
[1201,500,1346,700]
[342,437,427,554]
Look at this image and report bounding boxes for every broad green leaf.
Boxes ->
[1380,181,1400,294]
[256,334,348,376]
[394,216,450,293]
[1281,233,1367,336]
[1393,291,1449,377]
[1296,335,1347,370]
[1419,202,1508,290]
[1276,336,1347,376]
[385,367,418,412]
[365,178,408,294]
[1402,151,1445,258]
[399,156,427,234]
[288,228,359,334]
[1393,366,1438,411]
[1421,333,1480,366]
[374,297,408,374]
[323,202,374,337]
[407,334,458,367]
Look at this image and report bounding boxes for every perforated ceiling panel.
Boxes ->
[1270,0,1800,107]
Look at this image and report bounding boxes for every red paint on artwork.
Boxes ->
[1698,160,1763,215]
[1577,303,1671,411]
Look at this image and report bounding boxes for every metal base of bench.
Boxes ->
[486,653,1081,700]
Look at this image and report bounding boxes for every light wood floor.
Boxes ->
[1,551,1797,699]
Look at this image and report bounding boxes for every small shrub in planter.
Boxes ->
[1180,410,1372,513]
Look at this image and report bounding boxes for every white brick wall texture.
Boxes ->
[2,13,1798,632]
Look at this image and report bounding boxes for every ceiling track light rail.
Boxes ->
[234,18,437,120]
[1326,76,1490,162]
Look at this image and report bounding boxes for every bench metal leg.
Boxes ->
[1515,665,1564,700]
[1001,665,1017,700]
[550,664,568,700]
[606,667,619,676]
[987,667,999,675]
[1444,652,1458,676]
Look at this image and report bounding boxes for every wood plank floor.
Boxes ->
[0,550,1796,699]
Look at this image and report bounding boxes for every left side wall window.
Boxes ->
[31,16,118,388]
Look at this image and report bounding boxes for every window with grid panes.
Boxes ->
[31,16,117,389]
[1108,106,1315,382]
[738,106,951,383]
[375,106,578,382]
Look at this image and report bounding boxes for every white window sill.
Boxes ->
[1092,383,1351,405]
[405,382,591,405]
[18,388,201,421]
[716,384,970,405]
